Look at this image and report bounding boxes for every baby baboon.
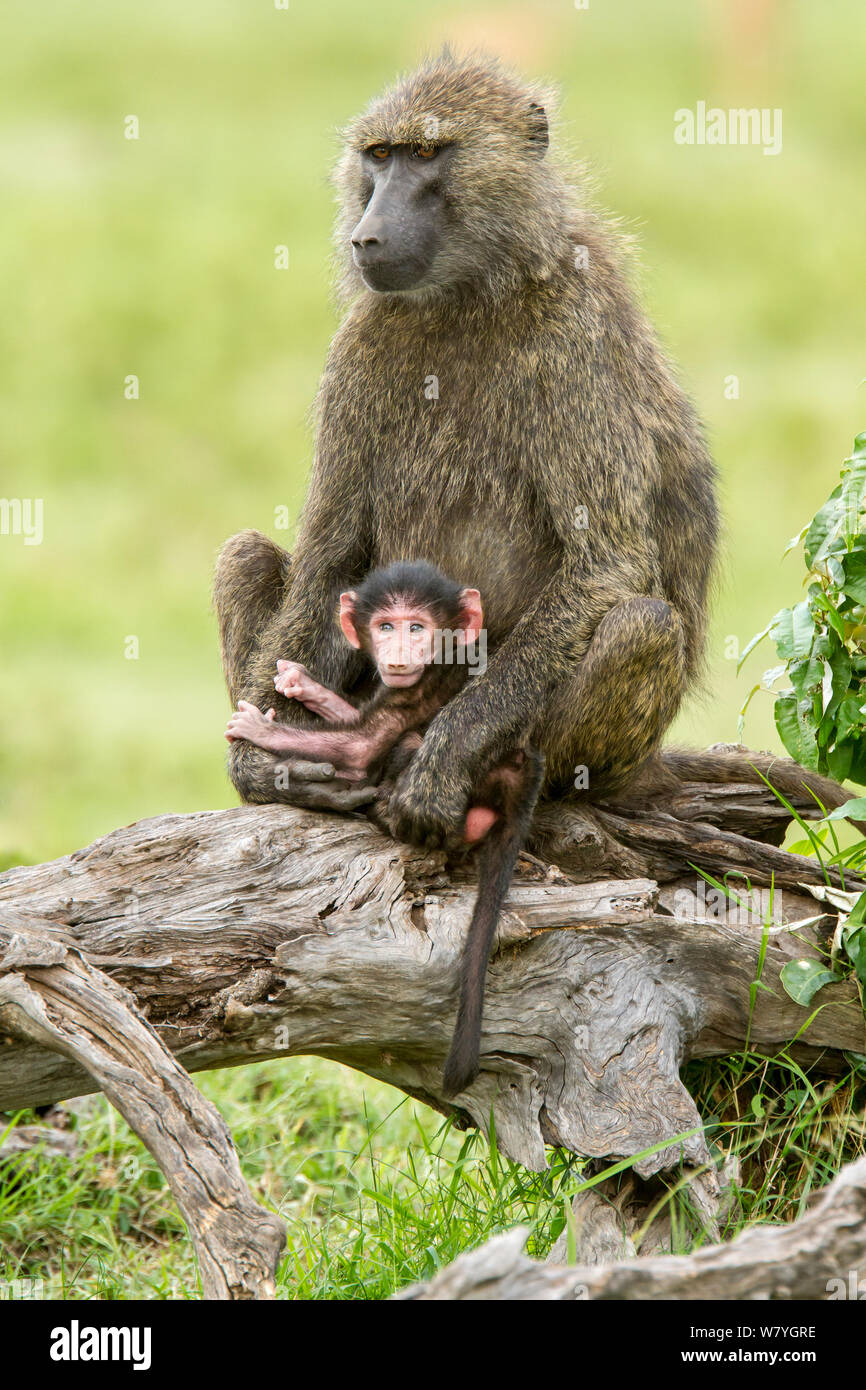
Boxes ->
[226,560,543,1094]
[214,52,720,844]
[224,561,483,789]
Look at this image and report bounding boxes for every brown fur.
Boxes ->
[215,53,720,834]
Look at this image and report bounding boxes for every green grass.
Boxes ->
[0,1061,587,1300]
[2,0,866,1299]
[4,1052,864,1299]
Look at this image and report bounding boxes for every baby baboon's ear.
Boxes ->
[339,591,362,648]
[526,100,549,155]
[458,587,484,646]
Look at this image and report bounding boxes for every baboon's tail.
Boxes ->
[442,750,544,1098]
[442,815,522,1098]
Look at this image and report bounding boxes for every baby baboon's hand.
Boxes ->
[225,700,280,749]
[274,660,316,702]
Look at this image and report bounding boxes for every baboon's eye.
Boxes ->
[367,144,391,161]
[411,144,439,160]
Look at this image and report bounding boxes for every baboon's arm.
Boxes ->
[250,723,387,772]
[242,436,373,710]
[426,561,654,763]
[414,460,664,789]
[302,687,361,723]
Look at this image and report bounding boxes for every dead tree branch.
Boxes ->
[0,925,285,1299]
[0,783,861,1179]
[1,746,863,1292]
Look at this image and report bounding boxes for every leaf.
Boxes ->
[838,456,866,544]
[825,797,866,823]
[826,643,853,717]
[737,620,773,672]
[769,601,816,661]
[845,889,866,928]
[826,738,855,783]
[788,837,822,856]
[779,958,842,1006]
[804,486,845,568]
[850,741,866,785]
[788,643,829,703]
[835,692,866,742]
[788,658,815,703]
[801,883,865,913]
[761,663,788,689]
[783,523,809,557]
[841,551,866,604]
[843,923,866,985]
[830,911,847,974]
[774,693,819,769]
[822,659,834,713]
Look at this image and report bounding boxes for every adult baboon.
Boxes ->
[214,52,719,846]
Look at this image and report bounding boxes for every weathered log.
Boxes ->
[0,789,862,1192]
[396,1150,866,1300]
[0,923,286,1299]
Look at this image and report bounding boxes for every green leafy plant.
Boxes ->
[739,431,866,782]
[739,430,866,1010]
[776,884,866,1010]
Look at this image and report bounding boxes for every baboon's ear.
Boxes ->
[458,588,484,645]
[526,101,549,155]
[339,591,362,648]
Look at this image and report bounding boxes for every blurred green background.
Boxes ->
[1,0,864,864]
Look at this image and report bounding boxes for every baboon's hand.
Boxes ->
[387,754,470,849]
[273,758,378,812]
[229,739,377,811]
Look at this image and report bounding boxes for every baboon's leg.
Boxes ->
[213,530,376,812]
[213,529,291,706]
[539,596,687,796]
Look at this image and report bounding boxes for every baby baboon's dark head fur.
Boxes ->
[335,51,571,302]
[349,560,464,634]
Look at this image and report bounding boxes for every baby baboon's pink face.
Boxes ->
[368,602,438,686]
